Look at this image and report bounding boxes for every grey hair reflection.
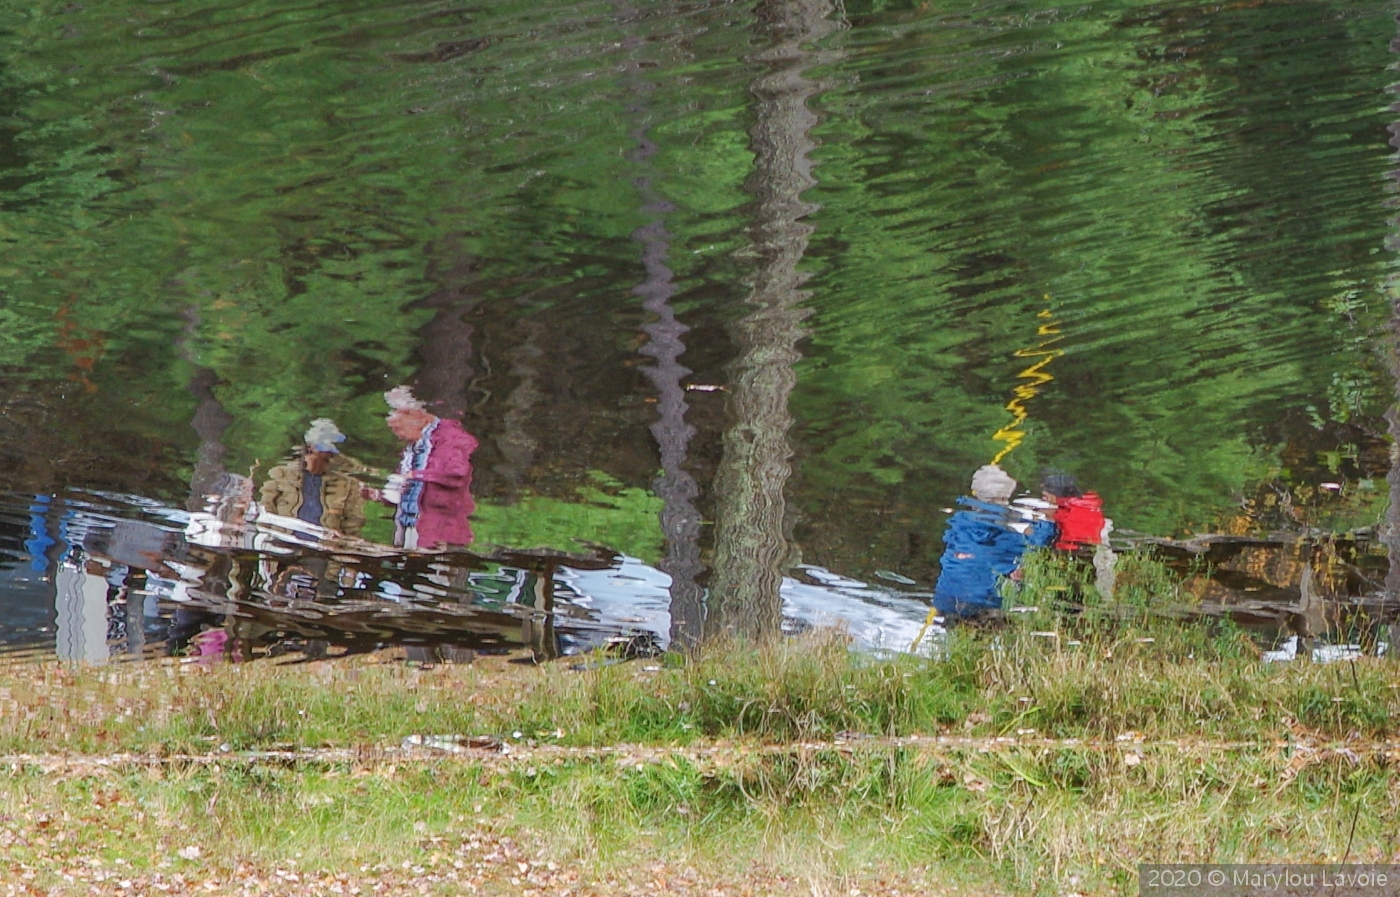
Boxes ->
[970,464,1017,503]
[384,385,424,412]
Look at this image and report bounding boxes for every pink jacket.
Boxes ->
[407,419,478,548]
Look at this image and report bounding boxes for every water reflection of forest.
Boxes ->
[0,0,1391,548]
[0,0,1396,661]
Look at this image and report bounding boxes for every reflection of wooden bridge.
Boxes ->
[1099,529,1395,650]
[221,544,652,664]
[80,516,664,663]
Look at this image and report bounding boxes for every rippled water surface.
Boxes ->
[0,0,1396,658]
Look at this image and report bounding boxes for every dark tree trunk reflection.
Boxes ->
[492,319,545,497]
[1384,18,1400,611]
[707,0,837,642]
[411,239,480,420]
[180,307,233,510]
[626,71,707,653]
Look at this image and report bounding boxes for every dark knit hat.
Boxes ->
[1040,473,1082,499]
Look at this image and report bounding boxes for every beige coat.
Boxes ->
[260,454,367,536]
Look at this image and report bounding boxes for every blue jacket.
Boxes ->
[933,498,1054,617]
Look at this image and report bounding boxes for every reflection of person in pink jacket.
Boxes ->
[365,386,478,550]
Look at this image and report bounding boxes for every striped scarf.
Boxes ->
[396,419,439,530]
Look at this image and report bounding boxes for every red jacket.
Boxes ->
[408,419,478,548]
[1054,493,1104,550]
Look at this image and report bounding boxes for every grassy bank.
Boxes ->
[1,552,1398,895]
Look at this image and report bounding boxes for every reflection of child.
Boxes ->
[933,465,1056,618]
[1040,474,1110,551]
[191,627,228,664]
[186,473,259,549]
[1041,473,1117,598]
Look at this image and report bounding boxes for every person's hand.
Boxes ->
[361,486,382,502]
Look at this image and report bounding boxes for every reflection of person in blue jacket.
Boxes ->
[934,465,1055,618]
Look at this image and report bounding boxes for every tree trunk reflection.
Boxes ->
[1384,24,1400,611]
[180,307,233,511]
[411,239,480,420]
[626,70,707,653]
[707,0,837,643]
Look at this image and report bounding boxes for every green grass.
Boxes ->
[2,618,1389,755]
[1,550,1398,894]
[2,739,1397,894]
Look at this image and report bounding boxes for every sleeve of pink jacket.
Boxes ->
[410,425,478,488]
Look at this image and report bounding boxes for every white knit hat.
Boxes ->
[970,464,1017,503]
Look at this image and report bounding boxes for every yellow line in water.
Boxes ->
[990,300,1064,465]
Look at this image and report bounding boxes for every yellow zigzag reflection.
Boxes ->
[990,300,1063,466]
[913,298,1065,654]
